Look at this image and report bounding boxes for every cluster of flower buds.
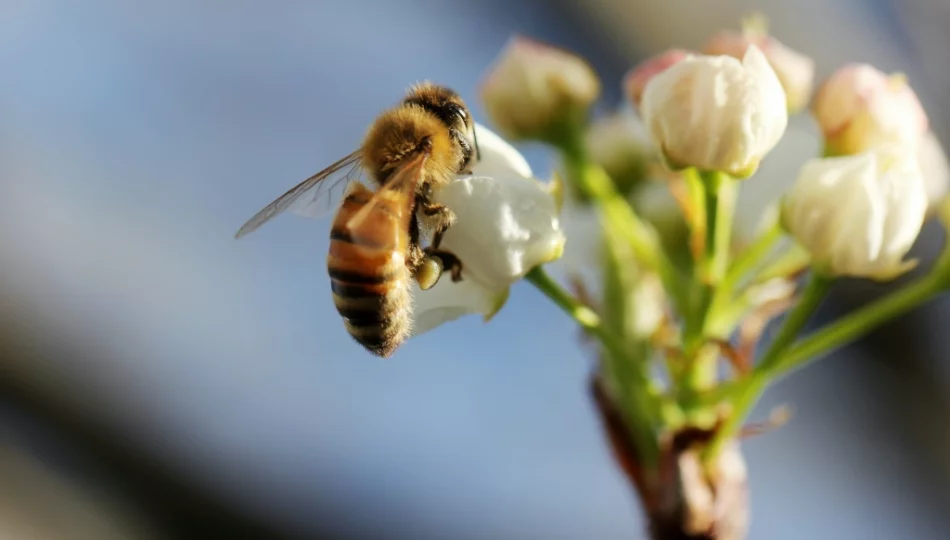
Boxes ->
[790,63,942,279]
[365,12,950,540]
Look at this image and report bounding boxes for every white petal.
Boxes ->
[472,122,533,178]
[405,125,564,335]
[640,45,787,177]
[409,277,507,338]
[434,174,565,288]
[783,146,926,280]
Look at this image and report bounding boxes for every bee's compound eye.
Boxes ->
[415,256,444,290]
[443,102,467,124]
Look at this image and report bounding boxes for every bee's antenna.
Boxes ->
[472,125,481,162]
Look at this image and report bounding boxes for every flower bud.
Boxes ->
[781,145,927,280]
[623,49,691,108]
[917,130,950,216]
[585,108,654,196]
[480,36,600,142]
[812,64,928,156]
[640,46,788,178]
[703,26,815,113]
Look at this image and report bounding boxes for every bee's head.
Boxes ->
[404,82,473,135]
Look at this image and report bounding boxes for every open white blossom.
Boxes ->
[640,46,788,178]
[782,145,927,280]
[410,123,565,336]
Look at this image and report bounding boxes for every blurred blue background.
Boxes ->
[2,1,949,539]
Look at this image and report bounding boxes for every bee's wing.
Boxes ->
[235,150,364,239]
[342,151,429,245]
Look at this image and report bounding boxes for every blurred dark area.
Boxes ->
[3,1,950,539]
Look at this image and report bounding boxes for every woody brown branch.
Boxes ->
[591,375,750,540]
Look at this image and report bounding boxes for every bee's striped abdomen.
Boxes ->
[327,184,412,357]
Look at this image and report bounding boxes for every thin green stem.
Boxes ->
[559,135,688,319]
[704,271,832,460]
[698,171,735,286]
[704,220,783,339]
[773,274,941,376]
[681,172,736,393]
[725,220,783,292]
[525,266,659,465]
[751,242,811,284]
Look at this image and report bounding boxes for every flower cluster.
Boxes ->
[306,12,950,540]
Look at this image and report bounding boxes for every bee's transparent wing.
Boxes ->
[342,151,428,249]
[235,150,364,239]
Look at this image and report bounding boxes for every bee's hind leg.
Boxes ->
[423,247,463,282]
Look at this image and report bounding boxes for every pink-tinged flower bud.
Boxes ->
[640,46,788,178]
[703,29,814,113]
[480,36,600,141]
[623,49,691,108]
[812,64,928,156]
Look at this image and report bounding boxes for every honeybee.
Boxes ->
[235,82,479,357]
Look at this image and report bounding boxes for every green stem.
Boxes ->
[751,242,811,284]
[698,171,735,286]
[681,173,736,392]
[704,220,784,338]
[725,220,783,292]
[767,219,950,376]
[772,274,941,377]
[704,271,832,460]
[525,266,659,465]
[559,135,688,318]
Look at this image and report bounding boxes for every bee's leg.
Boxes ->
[419,201,457,250]
[406,213,426,271]
[423,247,464,282]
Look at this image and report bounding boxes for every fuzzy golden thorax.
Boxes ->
[361,105,461,190]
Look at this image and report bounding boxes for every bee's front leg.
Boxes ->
[419,200,456,250]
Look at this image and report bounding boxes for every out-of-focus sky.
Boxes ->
[1,1,949,539]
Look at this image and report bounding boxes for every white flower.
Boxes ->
[811,64,928,156]
[781,145,927,280]
[640,45,788,178]
[917,130,950,216]
[480,36,600,141]
[409,123,565,336]
[703,17,815,113]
